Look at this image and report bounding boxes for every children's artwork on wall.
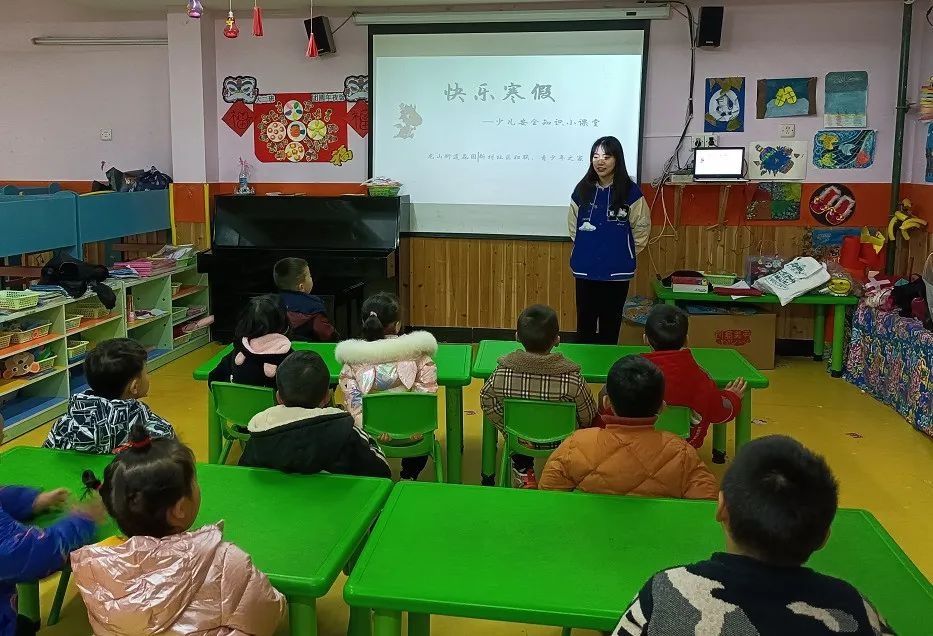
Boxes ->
[804,227,862,262]
[253,93,349,164]
[809,183,857,226]
[344,75,369,102]
[705,77,745,132]
[824,71,869,128]
[756,77,816,118]
[747,141,807,180]
[747,182,802,221]
[926,124,933,183]
[222,101,254,137]
[812,130,876,170]
[347,100,369,138]
[222,76,259,104]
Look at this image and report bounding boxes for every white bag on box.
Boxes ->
[753,257,830,306]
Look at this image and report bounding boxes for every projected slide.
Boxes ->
[372,29,646,236]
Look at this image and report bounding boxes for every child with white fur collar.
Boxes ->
[336,292,438,480]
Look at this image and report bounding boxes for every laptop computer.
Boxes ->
[693,147,748,182]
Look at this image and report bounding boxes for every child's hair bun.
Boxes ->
[118,423,153,452]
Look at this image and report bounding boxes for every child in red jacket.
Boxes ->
[596,305,746,449]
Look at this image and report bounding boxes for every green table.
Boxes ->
[344,482,933,636]
[652,279,858,376]
[193,342,474,484]
[472,340,769,481]
[1,446,392,636]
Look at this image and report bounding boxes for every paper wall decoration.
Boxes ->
[926,124,933,183]
[756,77,816,118]
[809,184,857,226]
[824,71,868,128]
[813,130,876,170]
[253,93,349,164]
[347,100,369,138]
[222,101,254,137]
[705,77,745,132]
[222,76,259,104]
[344,75,369,102]
[747,141,807,180]
[747,182,802,221]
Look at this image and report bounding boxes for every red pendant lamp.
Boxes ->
[306,0,318,58]
[252,0,264,37]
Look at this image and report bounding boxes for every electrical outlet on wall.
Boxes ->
[99,129,113,142]
[780,124,796,138]
[695,134,719,148]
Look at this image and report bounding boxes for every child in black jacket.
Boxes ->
[240,351,390,478]
[210,295,292,389]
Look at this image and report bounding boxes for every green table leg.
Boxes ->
[289,596,318,636]
[813,305,826,361]
[373,609,402,636]
[409,613,430,636]
[16,582,39,625]
[348,606,372,636]
[735,391,753,453]
[207,389,221,464]
[712,423,727,464]
[831,305,846,378]
[444,387,463,484]
[481,416,497,486]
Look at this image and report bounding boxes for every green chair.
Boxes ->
[362,393,444,482]
[211,382,276,465]
[496,399,578,488]
[655,405,693,438]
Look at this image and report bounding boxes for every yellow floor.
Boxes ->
[6,345,933,635]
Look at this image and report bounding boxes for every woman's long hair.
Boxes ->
[572,136,634,213]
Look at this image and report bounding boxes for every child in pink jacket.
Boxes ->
[72,424,286,636]
[336,292,438,480]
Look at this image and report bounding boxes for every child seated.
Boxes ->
[240,351,391,478]
[480,304,597,489]
[44,338,175,453]
[73,424,286,635]
[613,435,893,635]
[210,294,292,389]
[539,356,717,498]
[336,292,438,481]
[0,425,102,636]
[597,304,746,448]
[274,257,337,342]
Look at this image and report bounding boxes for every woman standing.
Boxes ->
[569,136,650,344]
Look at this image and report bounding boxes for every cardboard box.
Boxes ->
[686,310,776,370]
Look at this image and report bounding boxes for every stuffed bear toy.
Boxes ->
[3,352,40,380]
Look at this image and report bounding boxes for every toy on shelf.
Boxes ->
[887,199,928,241]
[2,352,40,379]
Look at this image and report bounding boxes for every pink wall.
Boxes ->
[210,0,905,185]
[0,1,171,181]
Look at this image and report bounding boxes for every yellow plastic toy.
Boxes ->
[886,199,928,241]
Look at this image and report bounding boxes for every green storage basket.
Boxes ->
[64,315,83,331]
[67,340,89,361]
[367,185,401,197]
[0,291,41,311]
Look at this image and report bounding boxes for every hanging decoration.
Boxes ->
[306,0,318,58]
[186,0,204,19]
[252,0,264,37]
[223,1,239,39]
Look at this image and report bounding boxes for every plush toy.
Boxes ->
[2,352,40,380]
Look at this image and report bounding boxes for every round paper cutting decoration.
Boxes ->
[284,100,304,121]
[708,89,741,123]
[265,121,286,143]
[287,121,307,142]
[809,184,856,226]
[284,142,306,162]
[307,119,328,142]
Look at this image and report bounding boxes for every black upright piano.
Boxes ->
[198,194,410,342]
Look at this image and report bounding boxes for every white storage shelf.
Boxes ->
[1,264,210,441]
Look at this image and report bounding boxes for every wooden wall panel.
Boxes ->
[407,225,831,339]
